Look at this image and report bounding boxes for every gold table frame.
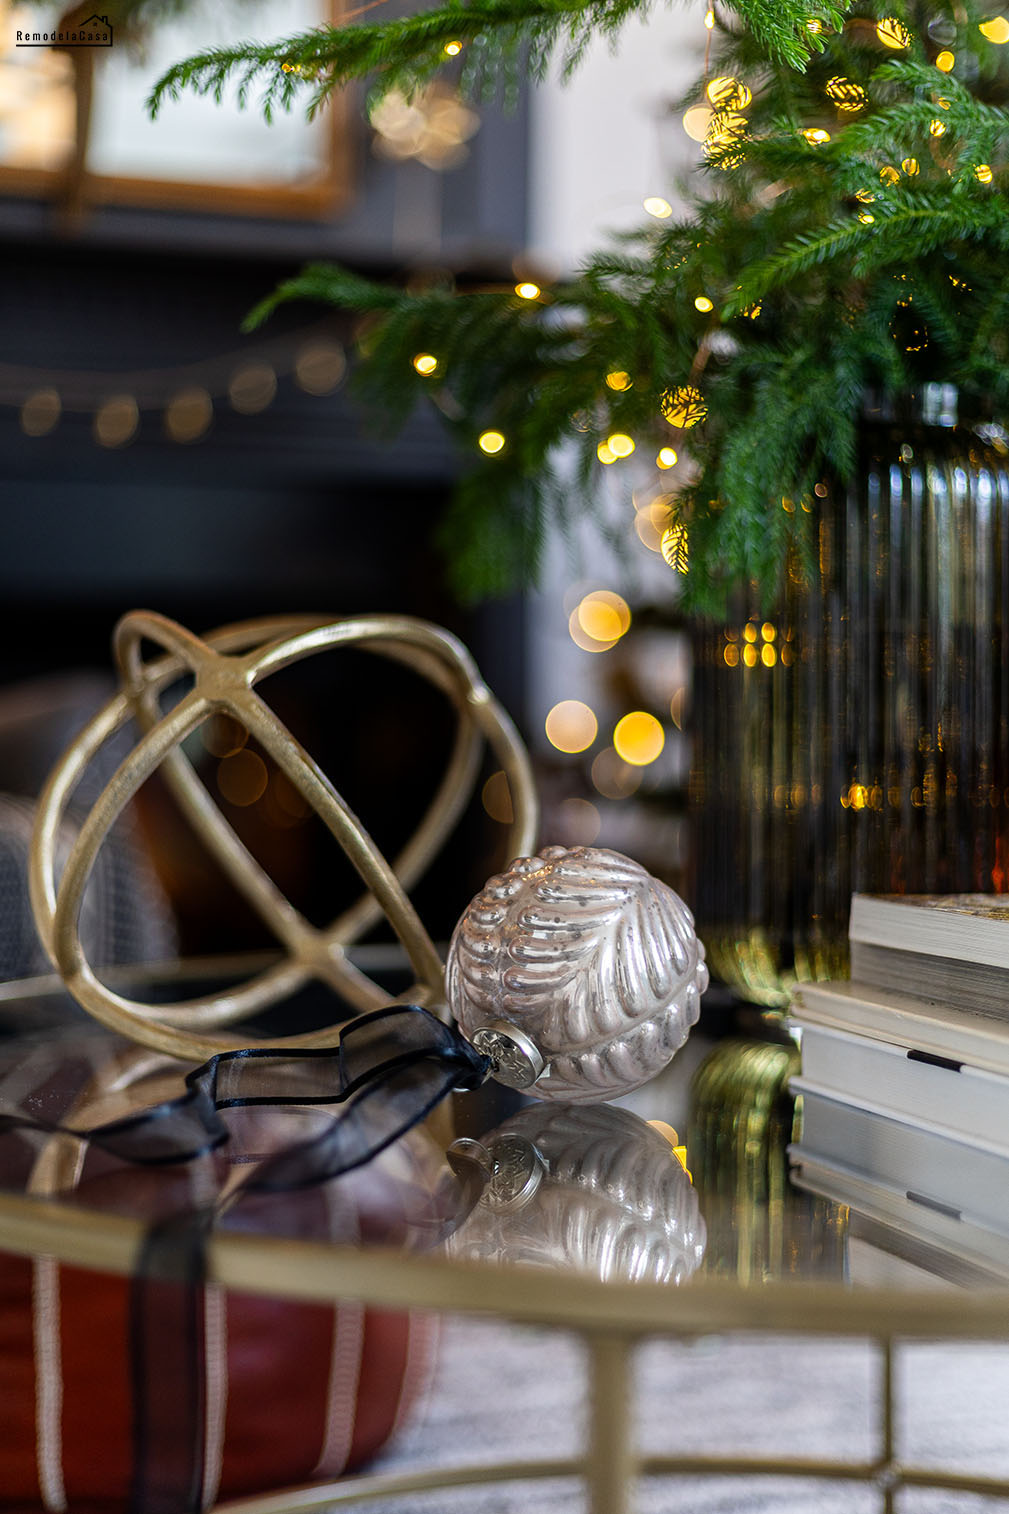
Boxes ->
[6,1188,1009,1514]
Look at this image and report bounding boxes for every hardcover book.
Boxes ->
[848,894,1009,1016]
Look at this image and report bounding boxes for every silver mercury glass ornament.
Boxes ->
[445,1102,707,1284]
[445,845,708,1101]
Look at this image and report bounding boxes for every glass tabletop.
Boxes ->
[2,975,1008,1343]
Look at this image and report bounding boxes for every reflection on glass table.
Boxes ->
[3,982,1009,1514]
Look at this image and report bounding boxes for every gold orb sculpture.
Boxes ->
[30,610,537,1062]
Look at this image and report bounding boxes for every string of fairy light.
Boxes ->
[3,332,348,448]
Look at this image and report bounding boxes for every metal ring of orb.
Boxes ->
[29,610,537,1062]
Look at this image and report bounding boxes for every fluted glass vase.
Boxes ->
[691,385,1009,1007]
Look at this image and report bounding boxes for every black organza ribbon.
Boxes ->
[1,1005,490,1514]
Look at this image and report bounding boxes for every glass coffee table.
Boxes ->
[3,982,1009,1514]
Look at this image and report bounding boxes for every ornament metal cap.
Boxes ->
[469,1020,546,1090]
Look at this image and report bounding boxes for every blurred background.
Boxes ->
[0,0,704,991]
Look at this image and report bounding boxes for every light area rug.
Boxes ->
[338,1316,1009,1513]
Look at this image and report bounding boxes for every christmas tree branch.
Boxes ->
[148,0,843,122]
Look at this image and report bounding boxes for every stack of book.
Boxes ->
[788,893,1009,1282]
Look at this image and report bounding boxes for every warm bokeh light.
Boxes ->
[802,127,830,144]
[880,164,900,185]
[20,388,60,437]
[218,749,269,807]
[577,590,631,643]
[515,281,541,299]
[545,700,599,753]
[202,714,248,758]
[635,497,672,552]
[569,607,613,653]
[607,432,635,457]
[656,446,678,469]
[597,441,617,464]
[481,769,515,823]
[443,39,463,54]
[682,106,713,142]
[901,157,919,175]
[935,49,955,70]
[479,430,506,454]
[613,711,665,766]
[229,363,276,414]
[94,395,139,449]
[295,341,346,394]
[413,353,439,375]
[930,118,947,136]
[558,796,601,845]
[670,686,686,729]
[857,212,875,224]
[591,746,644,798]
[606,370,633,390]
[165,387,213,444]
[980,15,1009,41]
[643,196,673,218]
[976,163,994,183]
[704,7,715,26]
[694,295,714,312]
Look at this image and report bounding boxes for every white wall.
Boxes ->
[524,8,702,763]
[529,9,703,271]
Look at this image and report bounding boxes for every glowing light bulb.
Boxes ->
[661,522,689,573]
[826,75,867,110]
[980,15,1009,41]
[606,370,633,391]
[694,295,714,312]
[443,39,463,54]
[706,76,752,109]
[661,385,707,428]
[976,163,994,182]
[858,212,875,224]
[577,590,631,644]
[613,711,665,766]
[515,281,541,299]
[930,118,947,135]
[901,157,919,175]
[704,7,715,26]
[880,164,900,185]
[802,127,831,144]
[607,432,635,457]
[936,49,955,69]
[877,17,912,47]
[656,446,678,469]
[643,196,673,218]
[479,430,506,454]
[545,700,598,753]
[807,17,823,32]
[413,353,438,375]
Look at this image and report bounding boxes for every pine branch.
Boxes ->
[148,0,844,122]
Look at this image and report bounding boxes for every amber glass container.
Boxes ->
[690,385,1009,1006]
